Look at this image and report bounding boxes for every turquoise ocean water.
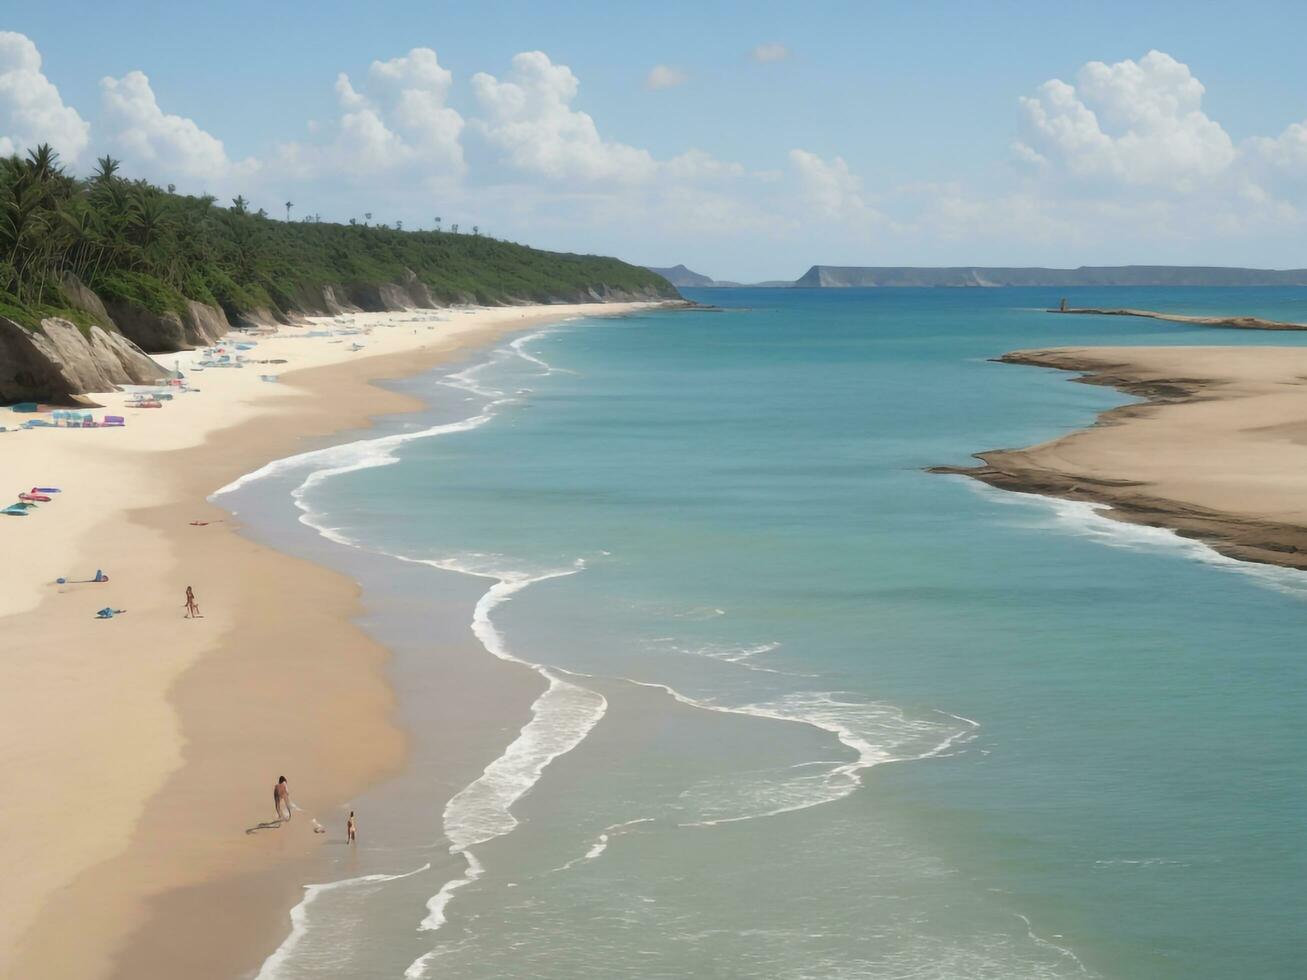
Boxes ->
[230,288,1306,979]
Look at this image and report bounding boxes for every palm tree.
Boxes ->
[231,195,248,214]
[25,143,61,185]
[128,192,174,268]
[364,212,372,226]
[472,225,479,236]
[93,155,121,183]
[395,219,403,231]
[285,200,293,222]
[434,216,442,231]
[451,223,459,234]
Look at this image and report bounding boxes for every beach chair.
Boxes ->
[103,415,125,427]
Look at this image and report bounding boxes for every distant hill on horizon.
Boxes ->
[643,264,792,288]
[794,265,1307,287]
[649,263,1307,289]
[644,264,718,287]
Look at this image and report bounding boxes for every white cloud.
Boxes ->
[645,64,688,90]
[365,48,464,161]
[789,149,879,224]
[751,43,790,64]
[276,47,464,180]
[99,70,258,182]
[0,31,90,163]
[665,148,746,181]
[472,51,656,182]
[1015,50,1234,189]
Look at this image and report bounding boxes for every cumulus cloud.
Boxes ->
[0,31,90,162]
[1014,50,1234,189]
[471,51,656,182]
[277,47,464,180]
[99,71,258,182]
[751,43,790,63]
[645,64,688,90]
[789,149,879,224]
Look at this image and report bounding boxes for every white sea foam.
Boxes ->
[1014,913,1094,976]
[509,330,574,375]
[550,818,655,873]
[615,676,979,827]
[253,862,430,980]
[678,693,978,826]
[211,400,504,503]
[402,557,607,976]
[649,638,791,674]
[213,322,565,504]
[965,479,1307,599]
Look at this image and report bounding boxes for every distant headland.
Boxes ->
[648,263,1307,289]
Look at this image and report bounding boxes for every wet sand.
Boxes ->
[934,345,1307,570]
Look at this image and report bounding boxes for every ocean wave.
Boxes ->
[254,862,431,980]
[509,330,575,376]
[647,637,791,675]
[550,818,655,874]
[964,479,1307,599]
[614,677,978,827]
[402,557,608,976]
[210,397,505,504]
[677,693,978,826]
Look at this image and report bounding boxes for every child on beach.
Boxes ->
[347,811,357,844]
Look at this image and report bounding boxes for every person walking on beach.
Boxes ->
[275,776,291,822]
[347,811,357,844]
[184,585,202,619]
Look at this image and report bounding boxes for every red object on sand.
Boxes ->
[19,492,51,502]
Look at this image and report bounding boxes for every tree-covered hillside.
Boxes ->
[0,144,677,330]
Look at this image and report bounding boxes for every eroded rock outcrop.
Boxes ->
[60,273,117,327]
[0,316,166,404]
[182,300,231,346]
[102,301,189,352]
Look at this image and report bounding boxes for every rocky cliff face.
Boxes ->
[102,298,231,352]
[0,316,166,405]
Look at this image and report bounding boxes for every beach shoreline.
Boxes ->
[0,301,671,979]
[933,345,1307,570]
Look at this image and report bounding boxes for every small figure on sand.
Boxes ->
[275,776,291,822]
[347,811,357,844]
[184,585,202,619]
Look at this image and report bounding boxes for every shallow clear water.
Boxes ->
[238,288,1307,979]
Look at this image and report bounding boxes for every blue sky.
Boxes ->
[5,1,1307,279]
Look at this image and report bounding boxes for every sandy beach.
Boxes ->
[0,301,666,979]
[936,345,1307,569]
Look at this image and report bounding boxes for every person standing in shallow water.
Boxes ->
[275,776,291,821]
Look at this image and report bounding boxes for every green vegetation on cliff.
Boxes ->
[0,145,677,330]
